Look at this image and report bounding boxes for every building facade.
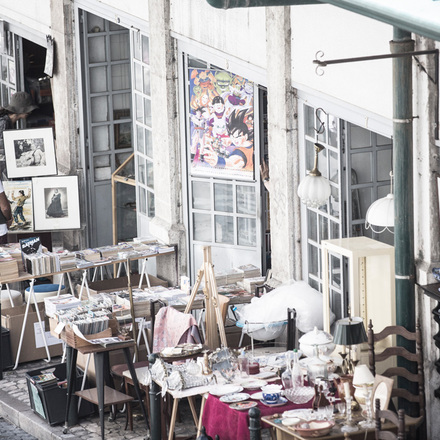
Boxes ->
[0,0,438,436]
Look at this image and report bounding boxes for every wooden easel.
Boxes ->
[184,246,227,350]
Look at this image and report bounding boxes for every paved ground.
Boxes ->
[0,356,272,440]
[0,417,37,439]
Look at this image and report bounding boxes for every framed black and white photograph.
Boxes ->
[32,176,80,231]
[4,127,57,178]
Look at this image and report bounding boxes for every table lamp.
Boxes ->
[353,364,375,429]
[333,316,367,375]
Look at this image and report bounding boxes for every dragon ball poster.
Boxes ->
[189,69,254,180]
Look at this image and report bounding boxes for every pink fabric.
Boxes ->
[203,384,313,440]
[152,306,201,353]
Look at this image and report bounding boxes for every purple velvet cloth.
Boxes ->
[203,386,313,440]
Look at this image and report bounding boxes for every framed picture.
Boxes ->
[3,180,33,232]
[32,176,80,231]
[4,127,57,178]
[371,374,394,414]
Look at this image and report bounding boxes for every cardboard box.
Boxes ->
[1,303,63,364]
[77,273,168,296]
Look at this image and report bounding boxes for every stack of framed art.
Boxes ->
[3,127,80,232]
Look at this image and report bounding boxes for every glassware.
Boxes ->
[358,385,375,429]
[341,395,359,433]
[292,349,304,388]
[281,352,294,390]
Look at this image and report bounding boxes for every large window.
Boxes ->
[300,103,393,321]
[182,54,263,279]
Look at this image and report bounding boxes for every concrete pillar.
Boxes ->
[49,0,85,251]
[413,35,440,440]
[148,0,186,286]
[265,6,301,282]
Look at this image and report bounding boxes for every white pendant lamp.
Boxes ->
[365,171,394,234]
[298,142,331,209]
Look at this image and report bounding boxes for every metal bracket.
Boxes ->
[314,49,439,84]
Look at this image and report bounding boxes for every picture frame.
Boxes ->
[371,374,394,415]
[3,180,33,232]
[4,127,57,178]
[114,109,131,149]
[32,176,80,231]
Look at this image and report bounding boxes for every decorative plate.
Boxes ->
[260,396,288,407]
[209,384,244,397]
[240,379,267,390]
[250,392,264,400]
[253,371,277,380]
[229,401,258,411]
[219,393,251,403]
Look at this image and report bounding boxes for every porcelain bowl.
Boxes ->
[293,420,335,437]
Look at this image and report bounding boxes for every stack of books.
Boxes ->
[57,250,77,270]
[238,276,266,293]
[30,372,58,386]
[236,264,261,279]
[44,294,82,318]
[215,268,244,286]
[76,249,101,262]
[0,252,19,279]
[23,251,60,275]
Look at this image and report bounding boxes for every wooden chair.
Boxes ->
[368,320,425,438]
[375,398,406,440]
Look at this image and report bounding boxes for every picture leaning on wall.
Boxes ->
[32,175,80,231]
[3,180,33,232]
[4,127,57,178]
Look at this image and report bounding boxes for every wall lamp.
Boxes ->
[297,108,331,208]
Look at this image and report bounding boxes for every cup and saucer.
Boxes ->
[260,384,288,407]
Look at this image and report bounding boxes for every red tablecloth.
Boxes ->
[202,387,313,440]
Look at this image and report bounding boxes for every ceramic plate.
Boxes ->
[219,393,250,403]
[209,384,244,396]
[250,392,264,400]
[229,401,258,411]
[253,371,277,380]
[281,417,301,427]
[241,379,267,390]
[260,396,288,407]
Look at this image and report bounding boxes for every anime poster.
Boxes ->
[189,69,254,180]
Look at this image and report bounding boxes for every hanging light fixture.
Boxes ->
[298,108,331,209]
[297,143,331,208]
[365,171,394,234]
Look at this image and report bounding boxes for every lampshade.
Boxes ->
[297,174,331,208]
[365,193,394,233]
[365,171,394,234]
[298,142,331,208]
[333,317,368,346]
[352,364,375,387]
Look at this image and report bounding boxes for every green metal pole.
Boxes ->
[391,27,417,416]
[391,27,415,333]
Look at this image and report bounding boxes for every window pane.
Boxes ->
[88,36,106,63]
[112,64,130,90]
[319,215,328,241]
[139,186,146,215]
[377,134,391,147]
[308,244,319,277]
[305,139,315,173]
[133,35,141,61]
[90,66,107,93]
[237,186,255,215]
[329,151,338,184]
[92,126,110,152]
[136,125,144,154]
[144,98,152,126]
[147,191,155,217]
[330,255,341,288]
[143,66,151,96]
[215,215,234,244]
[192,181,210,210]
[194,213,211,241]
[330,220,340,239]
[350,124,371,148]
[113,93,131,114]
[114,122,132,149]
[134,63,142,92]
[110,33,129,61]
[351,153,372,184]
[116,152,130,169]
[307,210,318,242]
[88,15,105,33]
[329,185,340,218]
[146,160,154,189]
[328,114,338,147]
[145,129,153,157]
[214,183,233,212]
[304,105,315,137]
[138,157,146,184]
[136,94,143,122]
[237,217,256,246]
[377,150,392,181]
[91,96,108,123]
[142,35,150,64]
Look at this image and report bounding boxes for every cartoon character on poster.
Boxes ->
[189,68,254,180]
